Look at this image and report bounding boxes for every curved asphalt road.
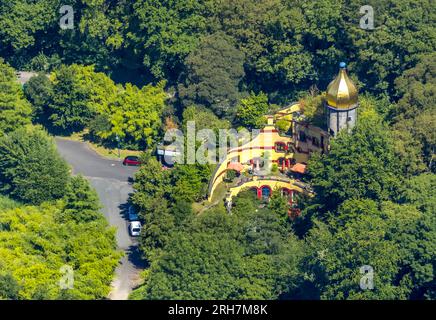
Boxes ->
[55,137,145,300]
[55,138,138,181]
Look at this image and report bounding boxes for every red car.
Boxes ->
[123,156,141,166]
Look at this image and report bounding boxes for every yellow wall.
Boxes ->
[225,177,306,202]
[208,126,295,201]
[207,102,328,202]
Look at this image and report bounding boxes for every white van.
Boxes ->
[129,221,142,237]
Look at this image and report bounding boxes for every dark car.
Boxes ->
[123,156,141,166]
[128,205,140,222]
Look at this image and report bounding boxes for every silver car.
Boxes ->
[129,221,142,237]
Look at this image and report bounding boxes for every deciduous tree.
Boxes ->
[236,92,269,129]
[0,59,32,136]
[0,126,69,204]
[178,32,245,118]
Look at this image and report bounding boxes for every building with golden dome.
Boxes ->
[325,62,359,136]
[161,62,359,215]
[205,62,359,209]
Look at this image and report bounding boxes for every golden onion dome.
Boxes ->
[326,62,358,109]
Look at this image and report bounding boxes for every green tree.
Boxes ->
[96,81,167,149]
[0,0,127,71]
[240,207,304,299]
[393,54,435,120]
[139,198,176,263]
[303,199,425,300]
[307,117,403,216]
[132,192,304,300]
[0,0,58,60]
[132,155,175,261]
[345,0,436,95]
[182,105,230,132]
[1,0,435,104]
[206,0,315,98]
[59,0,126,71]
[0,58,32,136]
[42,64,167,149]
[392,125,428,176]
[171,199,194,226]
[355,93,426,176]
[267,191,290,224]
[23,73,53,123]
[401,173,436,215]
[0,126,69,204]
[0,273,21,300]
[392,54,436,171]
[0,195,20,210]
[135,220,245,299]
[48,65,97,133]
[400,173,436,299]
[88,113,112,142]
[178,32,245,118]
[236,92,269,129]
[299,94,325,128]
[131,157,203,263]
[130,0,208,79]
[60,175,101,223]
[171,163,212,203]
[0,203,120,300]
[132,155,171,212]
[48,64,117,134]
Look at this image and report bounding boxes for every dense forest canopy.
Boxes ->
[1,1,434,96]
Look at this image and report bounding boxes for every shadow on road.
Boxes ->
[126,245,148,271]
[119,201,131,220]
[118,190,136,217]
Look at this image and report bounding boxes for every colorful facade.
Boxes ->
[207,63,359,214]
[207,102,321,206]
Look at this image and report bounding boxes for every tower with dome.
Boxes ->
[325,62,359,136]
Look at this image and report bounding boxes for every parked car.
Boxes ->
[123,156,141,166]
[128,205,139,221]
[129,221,142,237]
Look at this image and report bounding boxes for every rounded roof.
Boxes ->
[326,63,358,109]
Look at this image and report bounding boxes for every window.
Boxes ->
[275,142,286,152]
[299,131,307,142]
